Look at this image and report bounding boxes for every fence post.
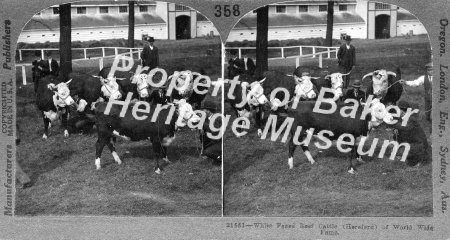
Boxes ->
[114,48,118,56]
[312,47,316,58]
[281,47,285,58]
[129,49,133,59]
[19,50,22,62]
[99,58,104,71]
[299,46,302,56]
[84,49,87,59]
[41,49,45,60]
[327,48,331,58]
[238,48,242,58]
[22,66,26,85]
[138,48,141,59]
[295,57,299,68]
[102,47,105,57]
[319,54,323,68]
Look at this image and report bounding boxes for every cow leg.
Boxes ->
[288,137,297,169]
[152,140,163,174]
[107,137,122,165]
[162,146,171,163]
[301,145,315,165]
[41,112,50,139]
[95,138,108,170]
[348,145,357,174]
[255,106,264,136]
[61,108,69,137]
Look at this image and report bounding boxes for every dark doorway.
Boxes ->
[176,16,190,39]
[375,14,390,39]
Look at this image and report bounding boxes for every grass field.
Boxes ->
[223,35,433,217]
[15,38,223,216]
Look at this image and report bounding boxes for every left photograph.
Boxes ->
[15,1,222,216]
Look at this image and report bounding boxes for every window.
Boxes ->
[276,5,286,13]
[99,6,108,14]
[119,6,128,13]
[375,3,390,10]
[53,7,59,15]
[298,5,308,13]
[175,4,190,11]
[339,5,347,11]
[319,5,327,12]
[77,7,86,14]
[139,6,148,12]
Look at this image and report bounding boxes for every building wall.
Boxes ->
[18,24,167,43]
[196,21,220,37]
[227,23,366,42]
[397,20,427,36]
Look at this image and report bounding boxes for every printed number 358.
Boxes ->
[214,5,240,17]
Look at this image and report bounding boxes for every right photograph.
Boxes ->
[223,0,433,217]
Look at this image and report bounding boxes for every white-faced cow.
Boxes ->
[267,95,396,174]
[168,70,211,109]
[93,99,201,173]
[363,67,402,105]
[35,75,77,139]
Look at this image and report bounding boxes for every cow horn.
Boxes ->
[259,77,266,84]
[115,77,126,80]
[66,79,73,85]
[324,74,331,79]
[386,71,397,77]
[341,69,353,76]
[362,72,374,80]
[311,76,320,80]
[91,75,101,78]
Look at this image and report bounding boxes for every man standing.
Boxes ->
[32,50,44,92]
[141,36,159,70]
[343,80,366,103]
[337,35,356,88]
[241,52,256,76]
[399,62,433,121]
[227,49,244,79]
[41,52,60,77]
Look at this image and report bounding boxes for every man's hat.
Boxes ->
[229,49,238,55]
[352,80,362,88]
[425,62,433,68]
[343,35,352,41]
[148,36,155,42]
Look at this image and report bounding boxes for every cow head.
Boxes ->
[131,74,150,98]
[100,77,123,100]
[367,98,395,128]
[175,99,201,128]
[172,71,194,97]
[48,80,76,107]
[243,79,269,107]
[324,73,345,97]
[363,69,396,98]
[294,76,317,100]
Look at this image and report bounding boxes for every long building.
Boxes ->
[18,0,427,44]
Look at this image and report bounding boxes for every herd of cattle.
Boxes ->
[32,60,425,174]
[225,65,428,173]
[34,67,220,173]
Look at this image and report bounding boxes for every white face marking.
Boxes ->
[295,76,316,99]
[247,82,268,106]
[64,129,69,137]
[371,70,389,96]
[135,74,149,98]
[101,79,122,100]
[329,73,344,97]
[176,101,201,128]
[55,82,75,106]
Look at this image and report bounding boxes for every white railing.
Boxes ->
[16,47,140,85]
[16,47,143,62]
[225,45,339,68]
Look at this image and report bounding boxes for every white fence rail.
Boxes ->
[16,47,140,85]
[225,45,339,68]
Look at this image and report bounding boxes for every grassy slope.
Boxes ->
[223,35,433,217]
[15,38,222,216]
